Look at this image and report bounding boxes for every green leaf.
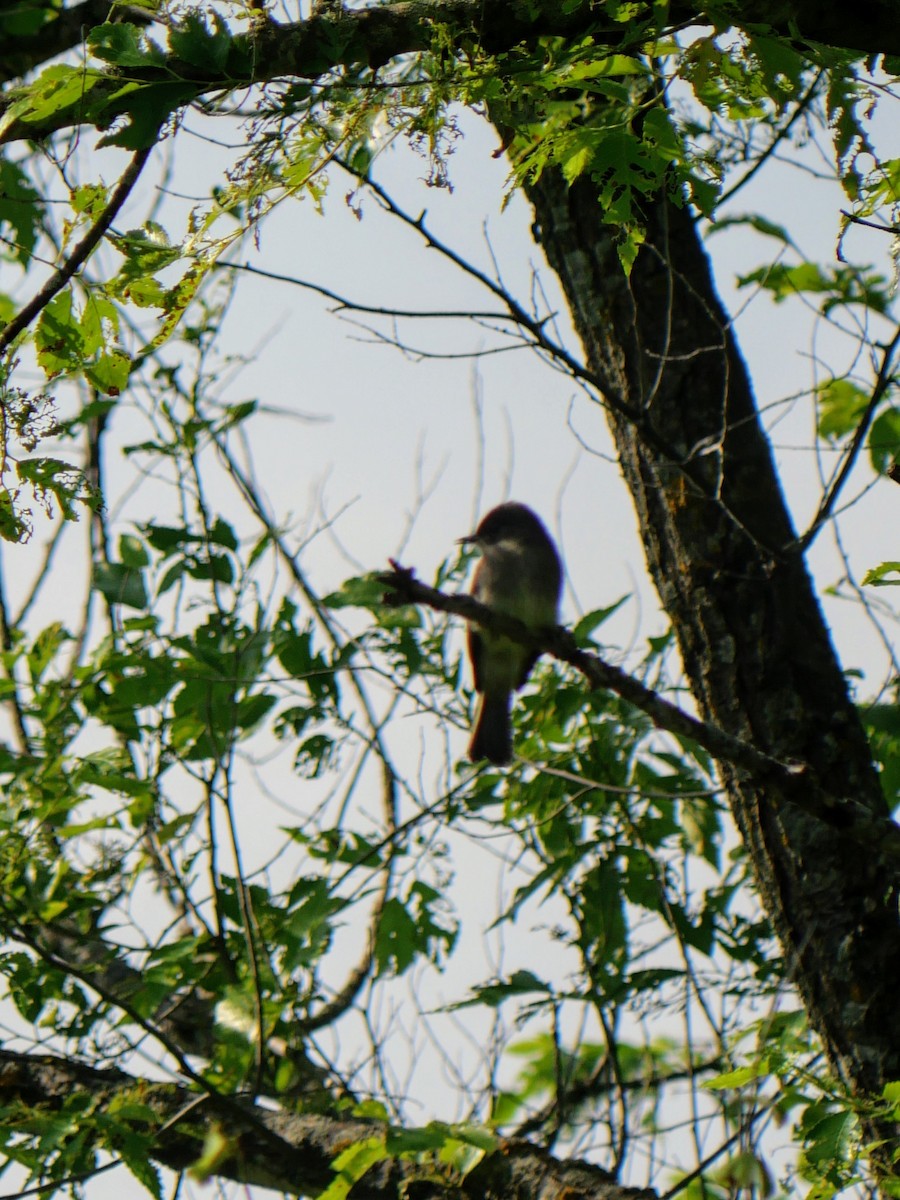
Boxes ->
[0,64,104,131]
[318,1137,387,1200]
[325,573,389,609]
[80,294,120,356]
[0,0,48,36]
[0,487,28,544]
[580,858,627,972]
[0,157,42,267]
[384,1121,492,1172]
[854,156,900,219]
[236,691,276,733]
[87,350,132,396]
[860,702,900,809]
[572,596,629,644]
[88,22,166,67]
[35,292,83,378]
[454,970,551,1009]
[117,1133,162,1199]
[189,1126,236,1181]
[72,183,109,219]
[816,378,870,440]
[110,222,182,286]
[143,522,190,551]
[17,456,98,520]
[617,222,645,275]
[868,408,900,473]
[385,1124,450,1154]
[144,256,212,342]
[119,533,150,568]
[168,11,233,72]
[861,561,900,587]
[714,1150,774,1196]
[97,82,197,149]
[737,260,891,315]
[708,213,793,246]
[208,517,238,550]
[187,552,234,584]
[739,260,828,301]
[561,142,592,183]
[375,883,457,976]
[94,561,149,609]
[801,1108,858,1168]
[77,755,154,798]
[705,1064,766,1090]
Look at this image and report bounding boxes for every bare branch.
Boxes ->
[224,260,516,323]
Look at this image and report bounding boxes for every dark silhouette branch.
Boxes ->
[2,0,897,146]
[379,562,900,856]
[380,562,800,781]
[797,324,900,551]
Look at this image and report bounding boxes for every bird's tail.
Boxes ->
[468,690,513,765]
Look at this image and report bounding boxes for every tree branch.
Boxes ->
[380,563,799,778]
[0,1046,655,1200]
[0,0,152,83]
[1,0,897,146]
[0,144,153,355]
[796,325,900,552]
[379,562,900,855]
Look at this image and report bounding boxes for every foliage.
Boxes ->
[0,1,899,1199]
[0,308,875,1191]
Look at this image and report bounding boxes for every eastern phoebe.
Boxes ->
[460,502,563,765]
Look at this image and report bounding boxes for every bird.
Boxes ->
[459,502,562,765]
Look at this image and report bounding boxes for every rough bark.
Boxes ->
[2,0,898,138]
[0,1049,654,1200]
[522,171,900,1105]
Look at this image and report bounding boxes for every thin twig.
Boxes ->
[841,210,899,235]
[213,431,401,1032]
[797,324,900,552]
[0,144,155,355]
[223,260,515,323]
[718,70,824,208]
[14,516,68,626]
[659,1103,771,1200]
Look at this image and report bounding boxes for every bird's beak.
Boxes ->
[457,534,478,546]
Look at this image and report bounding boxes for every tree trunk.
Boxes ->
[522,170,900,1106]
